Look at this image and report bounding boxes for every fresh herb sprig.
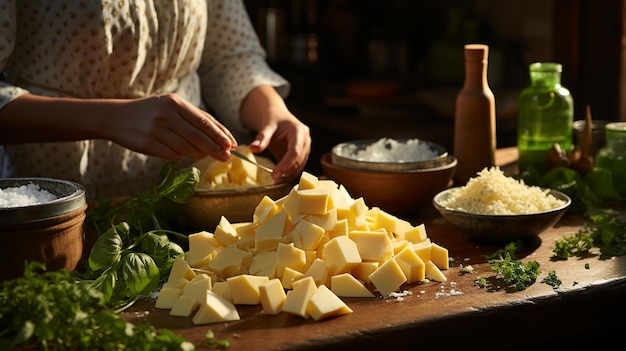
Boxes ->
[552,209,626,259]
[488,251,541,291]
[0,262,194,351]
[83,163,200,310]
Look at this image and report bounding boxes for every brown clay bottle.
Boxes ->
[453,44,496,184]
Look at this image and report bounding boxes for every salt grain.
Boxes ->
[0,183,58,208]
[341,138,440,162]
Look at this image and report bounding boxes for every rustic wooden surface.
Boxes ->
[122,148,626,350]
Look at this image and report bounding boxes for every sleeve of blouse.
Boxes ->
[0,0,29,111]
[197,0,290,135]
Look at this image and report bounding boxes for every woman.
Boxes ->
[0,0,311,198]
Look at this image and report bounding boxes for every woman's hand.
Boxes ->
[240,85,311,182]
[0,93,238,162]
[105,94,238,162]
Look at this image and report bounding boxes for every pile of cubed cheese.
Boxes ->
[155,171,449,324]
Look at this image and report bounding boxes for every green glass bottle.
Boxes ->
[595,122,626,197]
[517,62,574,174]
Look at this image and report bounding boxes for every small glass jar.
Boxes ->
[595,122,626,197]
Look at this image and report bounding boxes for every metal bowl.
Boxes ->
[433,187,572,242]
[0,177,86,223]
[331,138,448,171]
[0,178,87,281]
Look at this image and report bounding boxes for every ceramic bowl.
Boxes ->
[432,187,572,242]
[331,138,449,171]
[179,180,294,232]
[321,152,457,217]
[0,177,87,281]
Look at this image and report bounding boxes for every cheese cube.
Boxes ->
[370,209,401,238]
[350,197,368,218]
[155,287,182,309]
[288,220,325,251]
[297,171,319,190]
[276,242,307,277]
[425,260,447,282]
[322,236,362,276]
[227,274,270,305]
[249,251,277,278]
[162,278,189,290]
[351,261,378,283]
[303,258,329,286]
[328,218,349,238]
[282,276,318,318]
[368,257,407,297]
[431,242,449,270]
[234,221,258,239]
[182,274,212,304]
[308,285,353,321]
[259,278,286,315]
[255,210,287,251]
[331,273,374,297]
[392,239,409,255]
[307,207,337,231]
[208,244,253,279]
[281,267,305,289]
[214,216,239,246]
[412,239,432,263]
[211,281,234,303]
[296,188,330,214]
[348,230,393,263]
[168,256,197,283]
[253,196,280,223]
[404,223,428,244]
[170,295,199,317]
[186,231,221,268]
[192,291,240,325]
[394,246,426,283]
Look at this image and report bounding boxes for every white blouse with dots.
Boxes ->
[0,0,289,197]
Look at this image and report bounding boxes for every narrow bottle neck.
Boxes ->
[464,60,488,87]
[530,72,561,87]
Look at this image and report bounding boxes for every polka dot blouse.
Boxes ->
[0,0,289,198]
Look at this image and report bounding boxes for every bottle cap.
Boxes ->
[464,44,489,62]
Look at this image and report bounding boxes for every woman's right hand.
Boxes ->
[105,93,238,162]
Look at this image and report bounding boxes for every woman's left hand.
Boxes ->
[240,85,311,182]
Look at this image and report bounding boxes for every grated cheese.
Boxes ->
[340,138,440,162]
[440,167,566,215]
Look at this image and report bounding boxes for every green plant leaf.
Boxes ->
[121,252,160,296]
[88,223,127,271]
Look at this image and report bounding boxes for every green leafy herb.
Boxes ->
[0,262,194,351]
[488,251,541,291]
[205,330,230,349]
[541,270,561,289]
[552,230,594,259]
[585,263,590,269]
[474,276,487,287]
[83,164,200,310]
[554,209,626,260]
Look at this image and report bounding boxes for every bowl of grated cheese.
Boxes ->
[331,138,448,171]
[432,167,571,242]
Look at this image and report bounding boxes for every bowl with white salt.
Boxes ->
[0,178,87,281]
[331,138,448,171]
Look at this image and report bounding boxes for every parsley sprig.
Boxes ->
[0,262,194,351]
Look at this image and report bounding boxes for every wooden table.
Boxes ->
[124,149,626,350]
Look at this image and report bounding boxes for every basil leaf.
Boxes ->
[158,167,200,204]
[90,270,117,302]
[121,253,160,296]
[88,223,127,271]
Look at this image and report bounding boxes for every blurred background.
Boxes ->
[243,0,626,174]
